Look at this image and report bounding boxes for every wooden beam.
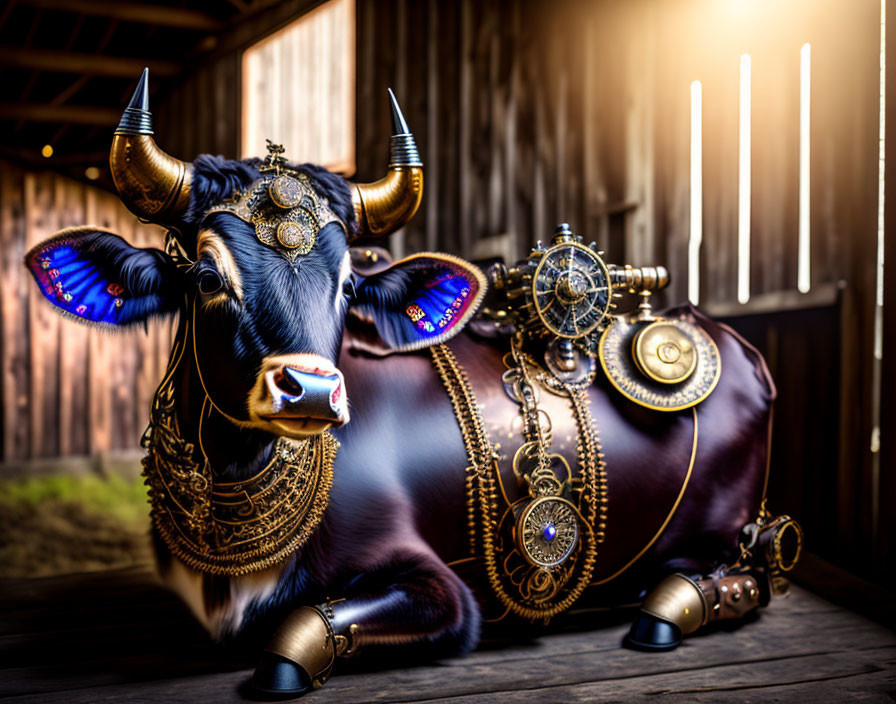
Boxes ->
[702,281,843,319]
[0,47,180,79]
[16,0,223,31]
[0,103,120,126]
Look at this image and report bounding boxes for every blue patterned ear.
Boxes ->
[354,253,487,351]
[25,227,180,327]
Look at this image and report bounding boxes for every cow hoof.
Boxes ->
[623,613,683,651]
[250,652,312,698]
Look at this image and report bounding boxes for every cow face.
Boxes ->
[24,76,485,439]
[24,158,485,440]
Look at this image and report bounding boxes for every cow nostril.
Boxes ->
[275,367,305,399]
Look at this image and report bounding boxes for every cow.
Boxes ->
[25,69,798,697]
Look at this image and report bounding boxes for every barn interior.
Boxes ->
[0,0,894,701]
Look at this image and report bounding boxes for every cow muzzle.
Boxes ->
[248,354,349,438]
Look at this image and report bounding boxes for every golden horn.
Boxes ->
[350,89,423,239]
[109,68,192,223]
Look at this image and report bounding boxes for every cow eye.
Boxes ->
[198,270,223,295]
[342,275,356,301]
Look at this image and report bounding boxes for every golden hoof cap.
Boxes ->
[639,573,708,635]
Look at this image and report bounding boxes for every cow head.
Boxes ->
[25,69,485,440]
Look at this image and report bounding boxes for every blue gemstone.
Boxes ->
[543,523,557,541]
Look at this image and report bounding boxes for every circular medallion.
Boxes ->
[532,243,611,339]
[598,316,721,411]
[276,219,315,253]
[269,175,303,209]
[516,496,579,568]
[633,322,698,384]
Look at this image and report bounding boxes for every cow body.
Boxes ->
[26,74,787,695]
[154,304,774,653]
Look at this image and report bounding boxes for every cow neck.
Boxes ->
[175,347,275,482]
[140,316,339,576]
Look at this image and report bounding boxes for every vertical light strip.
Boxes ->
[798,43,812,293]
[871,0,886,562]
[689,80,703,305]
[875,1,886,369]
[738,54,752,304]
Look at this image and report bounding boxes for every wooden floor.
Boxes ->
[1,568,894,703]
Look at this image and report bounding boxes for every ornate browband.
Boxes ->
[206,141,344,260]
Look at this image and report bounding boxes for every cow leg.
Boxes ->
[624,569,766,651]
[250,553,481,696]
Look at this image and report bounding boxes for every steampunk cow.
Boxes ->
[26,70,799,697]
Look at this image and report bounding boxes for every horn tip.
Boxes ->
[128,68,150,112]
[116,68,153,136]
[387,87,410,136]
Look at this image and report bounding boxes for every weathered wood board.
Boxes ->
[0,160,172,462]
[0,570,893,703]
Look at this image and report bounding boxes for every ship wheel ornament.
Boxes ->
[532,227,612,339]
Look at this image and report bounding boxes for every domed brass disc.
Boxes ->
[598,315,721,411]
[633,322,698,384]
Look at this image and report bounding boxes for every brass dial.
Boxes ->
[531,242,611,339]
[633,322,698,384]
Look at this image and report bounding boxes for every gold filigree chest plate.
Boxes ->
[141,364,338,577]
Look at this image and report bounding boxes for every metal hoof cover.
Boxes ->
[250,653,313,698]
[624,613,683,651]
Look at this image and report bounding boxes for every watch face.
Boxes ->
[532,243,611,338]
[516,496,580,568]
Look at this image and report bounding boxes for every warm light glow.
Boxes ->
[84,166,100,181]
[41,144,53,158]
[798,43,812,293]
[870,0,885,570]
[689,80,703,305]
[738,54,751,304]
[241,0,355,172]
[875,0,886,352]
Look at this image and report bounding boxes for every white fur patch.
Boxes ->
[160,557,284,639]
[335,250,352,312]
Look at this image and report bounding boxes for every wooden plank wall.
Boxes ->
[0,160,173,461]
[3,0,887,578]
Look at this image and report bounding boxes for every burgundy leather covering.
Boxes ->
[328,304,775,614]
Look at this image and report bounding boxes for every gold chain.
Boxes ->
[431,343,608,621]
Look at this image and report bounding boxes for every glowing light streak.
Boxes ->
[738,54,751,304]
[798,43,812,293]
[689,80,703,305]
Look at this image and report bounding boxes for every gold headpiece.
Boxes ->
[205,141,344,259]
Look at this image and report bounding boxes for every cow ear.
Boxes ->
[352,253,487,351]
[24,226,181,327]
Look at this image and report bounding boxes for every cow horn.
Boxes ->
[350,89,423,240]
[109,68,192,223]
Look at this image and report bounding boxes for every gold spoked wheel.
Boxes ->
[532,242,611,339]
